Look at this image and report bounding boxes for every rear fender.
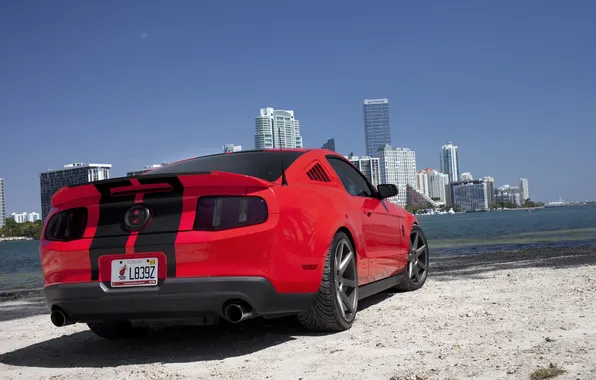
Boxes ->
[273,185,367,281]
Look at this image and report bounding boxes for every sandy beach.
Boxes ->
[0,245,595,380]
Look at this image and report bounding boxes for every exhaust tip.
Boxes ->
[224,303,254,323]
[50,309,68,327]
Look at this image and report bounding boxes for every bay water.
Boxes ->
[1,204,595,293]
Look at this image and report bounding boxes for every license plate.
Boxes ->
[111,258,158,287]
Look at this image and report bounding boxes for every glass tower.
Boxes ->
[363,99,391,158]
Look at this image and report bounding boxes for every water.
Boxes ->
[1,205,595,293]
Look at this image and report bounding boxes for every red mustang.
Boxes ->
[40,148,430,339]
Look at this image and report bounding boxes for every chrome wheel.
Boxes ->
[334,239,358,322]
[407,228,429,284]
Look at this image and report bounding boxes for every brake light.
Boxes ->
[194,196,268,231]
[44,207,88,241]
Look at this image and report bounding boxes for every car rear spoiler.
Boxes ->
[51,171,275,208]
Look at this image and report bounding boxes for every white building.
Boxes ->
[427,169,450,202]
[40,163,111,220]
[415,170,430,197]
[379,145,416,206]
[484,176,495,206]
[11,212,41,223]
[255,107,303,149]
[460,172,473,181]
[496,184,523,206]
[520,178,529,201]
[223,144,242,153]
[0,178,5,228]
[440,142,460,183]
[11,212,27,223]
[346,154,381,187]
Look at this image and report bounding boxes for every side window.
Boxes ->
[327,157,373,197]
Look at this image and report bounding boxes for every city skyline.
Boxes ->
[1,2,595,211]
[0,105,557,215]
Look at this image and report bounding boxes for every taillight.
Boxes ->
[194,196,268,231]
[44,207,88,241]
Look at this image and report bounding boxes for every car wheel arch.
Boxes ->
[336,226,357,263]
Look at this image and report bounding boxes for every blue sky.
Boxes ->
[1,0,595,213]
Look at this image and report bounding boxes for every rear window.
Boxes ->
[144,150,306,182]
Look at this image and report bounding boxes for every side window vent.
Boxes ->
[306,163,331,182]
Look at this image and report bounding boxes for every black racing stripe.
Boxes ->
[88,180,135,281]
[134,176,184,278]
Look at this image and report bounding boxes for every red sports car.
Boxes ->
[40,148,430,339]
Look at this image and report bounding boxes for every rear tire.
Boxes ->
[393,224,429,292]
[298,231,359,332]
[87,321,141,340]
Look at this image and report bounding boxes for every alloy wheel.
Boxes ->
[334,239,358,322]
[408,229,429,284]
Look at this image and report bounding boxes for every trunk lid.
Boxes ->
[49,171,275,240]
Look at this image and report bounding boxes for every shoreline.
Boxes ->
[2,243,595,303]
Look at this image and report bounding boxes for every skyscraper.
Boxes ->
[363,99,391,157]
[520,178,529,201]
[254,107,303,149]
[0,178,5,228]
[440,143,460,183]
[39,163,111,220]
[379,145,416,206]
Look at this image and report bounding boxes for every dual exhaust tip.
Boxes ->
[50,303,255,327]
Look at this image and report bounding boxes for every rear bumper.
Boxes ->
[44,277,317,323]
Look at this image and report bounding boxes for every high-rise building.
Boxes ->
[126,163,167,177]
[495,184,523,207]
[427,169,450,202]
[379,145,416,206]
[484,176,495,206]
[520,178,529,201]
[346,153,381,187]
[440,143,460,183]
[322,138,336,152]
[254,107,303,149]
[0,178,5,228]
[451,180,489,212]
[416,170,430,197]
[363,99,391,157]
[223,144,242,153]
[39,163,111,220]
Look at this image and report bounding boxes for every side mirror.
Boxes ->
[377,184,398,199]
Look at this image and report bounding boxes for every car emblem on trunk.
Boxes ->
[124,204,151,231]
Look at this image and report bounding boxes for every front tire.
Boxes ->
[298,231,359,332]
[87,321,141,340]
[393,224,429,292]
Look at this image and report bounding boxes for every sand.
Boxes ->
[0,245,595,380]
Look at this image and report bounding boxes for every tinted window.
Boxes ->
[144,151,305,182]
[327,157,373,197]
